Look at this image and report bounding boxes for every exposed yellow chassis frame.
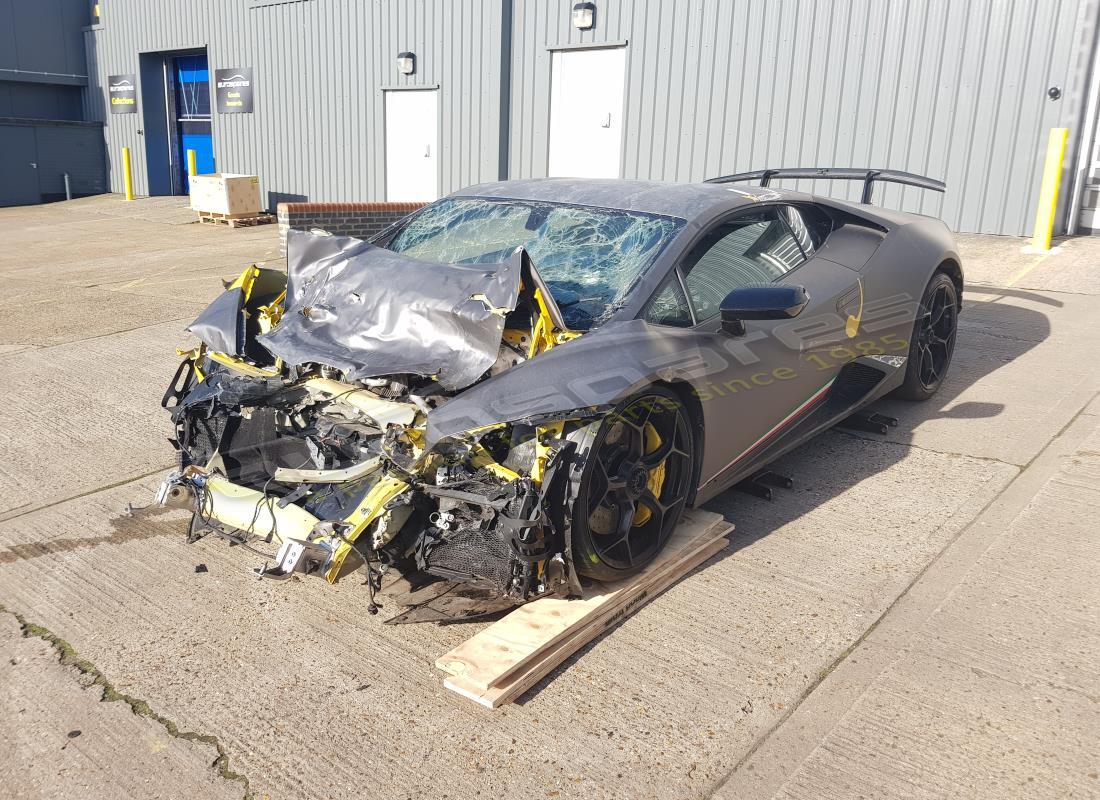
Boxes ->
[323,476,409,582]
[171,265,588,585]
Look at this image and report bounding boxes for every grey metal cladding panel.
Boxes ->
[84,0,1095,233]
[33,124,106,194]
[58,0,90,75]
[0,82,80,119]
[509,0,1097,236]
[87,0,505,203]
[0,1,17,73]
[5,0,71,75]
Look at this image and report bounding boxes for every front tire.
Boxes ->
[894,271,959,401]
[569,387,695,582]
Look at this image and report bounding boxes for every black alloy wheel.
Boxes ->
[896,272,959,400]
[570,387,695,580]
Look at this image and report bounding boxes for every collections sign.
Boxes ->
[107,74,137,114]
[215,67,254,113]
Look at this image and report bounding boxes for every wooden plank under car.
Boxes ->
[436,508,731,708]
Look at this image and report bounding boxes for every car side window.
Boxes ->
[642,273,693,327]
[681,208,805,321]
[781,205,833,255]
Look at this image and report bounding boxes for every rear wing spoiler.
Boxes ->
[704,168,945,205]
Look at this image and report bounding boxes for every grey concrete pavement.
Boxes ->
[0,196,1097,799]
[717,389,1100,800]
[957,232,1100,296]
[0,612,242,800]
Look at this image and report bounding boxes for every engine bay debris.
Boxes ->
[157,230,592,621]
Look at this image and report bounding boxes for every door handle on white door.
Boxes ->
[600,113,611,128]
[424,145,430,157]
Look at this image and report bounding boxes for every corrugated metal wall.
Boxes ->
[509,0,1099,235]
[0,120,106,204]
[86,0,1098,235]
[1,0,89,79]
[84,0,507,204]
[29,121,107,197]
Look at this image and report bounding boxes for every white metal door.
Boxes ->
[548,47,626,178]
[385,89,438,201]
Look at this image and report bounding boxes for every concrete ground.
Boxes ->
[0,195,1096,799]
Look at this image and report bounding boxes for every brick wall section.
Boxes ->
[277,201,427,255]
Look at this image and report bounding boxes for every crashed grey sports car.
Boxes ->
[156,169,961,621]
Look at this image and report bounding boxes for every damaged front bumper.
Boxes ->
[154,414,579,613]
[159,358,587,619]
[157,237,600,619]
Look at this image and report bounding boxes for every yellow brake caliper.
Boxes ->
[633,422,666,527]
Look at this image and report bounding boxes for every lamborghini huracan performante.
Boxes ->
[155,169,962,621]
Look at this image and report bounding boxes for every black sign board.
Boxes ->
[215,68,254,113]
[107,74,137,114]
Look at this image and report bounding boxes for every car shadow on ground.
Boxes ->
[518,288,1054,704]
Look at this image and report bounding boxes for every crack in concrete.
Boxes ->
[0,464,177,525]
[0,603,255,800]
[12,314,201,353]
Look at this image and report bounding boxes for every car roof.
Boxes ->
[453,177,811,221]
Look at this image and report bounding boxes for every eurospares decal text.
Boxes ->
[107,73,137,113]
[215,67,254,113]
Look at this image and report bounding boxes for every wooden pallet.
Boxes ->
[197,211,275,228]
[435,508,731,708]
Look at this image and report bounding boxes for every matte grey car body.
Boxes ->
[158,173,962,617]
[409,177,963,505]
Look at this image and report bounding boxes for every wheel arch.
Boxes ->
[936,257,964,310]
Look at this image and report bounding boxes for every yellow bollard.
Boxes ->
[122,146,134,201]
[1031,127,1068,252]
[187,149,197,178]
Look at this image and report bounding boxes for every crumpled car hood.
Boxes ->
[254,230,522,390]
[259,228,525,391]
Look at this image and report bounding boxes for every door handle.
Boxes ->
[424,145,430,157]
[30,162,37,169]
[601,113,611,128]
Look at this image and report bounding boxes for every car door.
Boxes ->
[642,204,863,493]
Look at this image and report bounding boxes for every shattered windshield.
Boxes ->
[384,197,684,329]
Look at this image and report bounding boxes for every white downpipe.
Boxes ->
[1066,29,1100,235]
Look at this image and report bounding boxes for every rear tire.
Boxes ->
[568,387,695,582]
[894,271,958,401]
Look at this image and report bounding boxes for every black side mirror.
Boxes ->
[720,283,809,335]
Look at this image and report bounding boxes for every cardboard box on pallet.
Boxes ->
[190,173,261,217]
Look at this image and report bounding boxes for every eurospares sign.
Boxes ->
[107,74,137,113]
[215,67,254,113]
